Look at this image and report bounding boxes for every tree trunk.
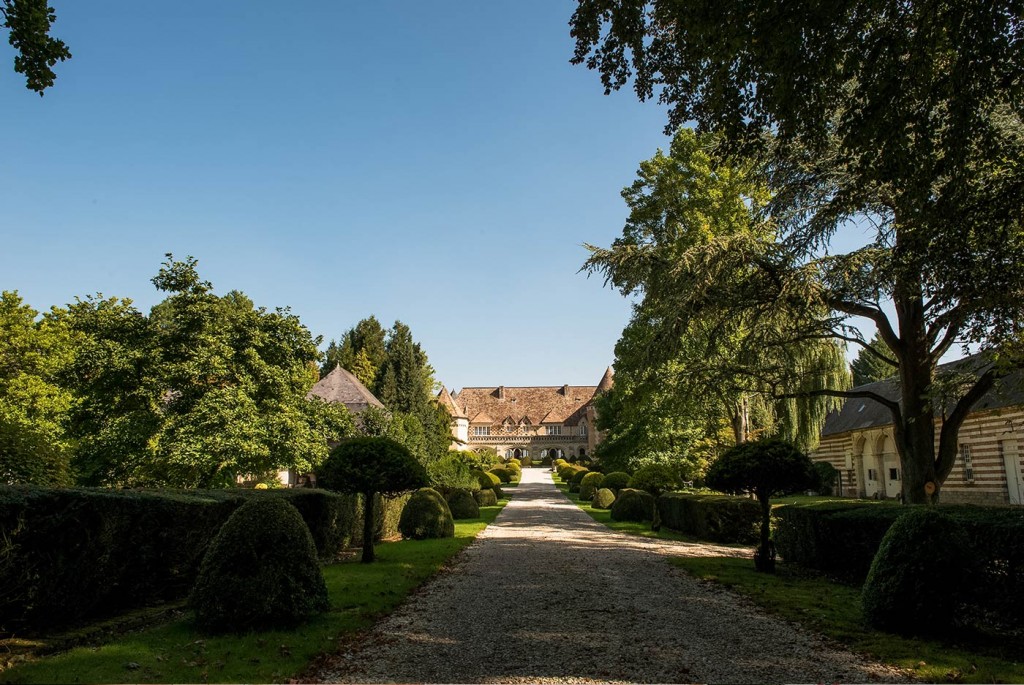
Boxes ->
[730,396,749,444]
[361,490,376,563]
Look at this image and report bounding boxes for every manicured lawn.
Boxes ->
[772,494,898,507]
[2,501,507,684]
[674,556,1024,684]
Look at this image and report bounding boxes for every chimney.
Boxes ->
[562,384,570,395]
[497,386,505,400]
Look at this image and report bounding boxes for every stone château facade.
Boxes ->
[437,367,614,461]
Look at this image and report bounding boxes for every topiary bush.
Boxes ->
[521,455,533,467]
[611,488,656,522]
[627,464,681,497]
[579,472,606,501]
[446,488,480,520]
[657,493,760,543]
[862,508,974,636]
[569,467,590,493]
[474,488,498,507]
[318,437,427,563]
[601,471,630,493]
[592,488,616,509]
[190,498,329,634]
[398,488,455,540]
[557,464,579,482]
[489,466,513,484]
[706,438,815,572]
[473,469,501,490]
[507,458,522,468]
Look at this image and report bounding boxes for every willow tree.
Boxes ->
[572,2,1024,503]
[586,129,849,466]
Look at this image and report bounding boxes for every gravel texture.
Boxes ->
[310,469,909,684]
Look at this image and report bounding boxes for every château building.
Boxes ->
[436,367,614,461]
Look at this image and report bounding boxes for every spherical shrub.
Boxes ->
[552,458,567,469]
[571,468,591,485]
[557,464,578,482]
[610,488,655,522]
[601,471,631,493]
[399,488,455,540]
[492,485,504,499]
[473,469,501,490]
[521,455,533,467]
[445,488,480,519]
[474,488,498,506]
[190,498,329,634]
[627,464,681,497]
[862,508,974,636]
[579,472,606,501]
[489,466,513,483]
[507,458,522,468]
[592,488,616,509]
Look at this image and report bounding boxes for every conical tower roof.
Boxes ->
[597,366,614,393]
[436,386,467,419]
[307,365,385,413]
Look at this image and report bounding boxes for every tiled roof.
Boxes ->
[436,387,467,418]
[308,365,385,413]
[821,354,1024,437]
[452,384,599,426]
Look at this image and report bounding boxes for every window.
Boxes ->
[867,468,878,481]
[960,444,974,483]
[579,423,587,436]
[473,426,490,437]
[546,425,562,436]
[888,468,900,481]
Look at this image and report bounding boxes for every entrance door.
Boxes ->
[1002,440,1024,505]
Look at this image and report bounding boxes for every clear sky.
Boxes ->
[0,1,688,391]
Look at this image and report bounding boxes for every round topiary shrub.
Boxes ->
[446,488,480,519]
[399,488,455,540]
[569,468,590,493]
[862,508,974,636]
[601,471,631,493]
[610,488,655,522]
[507,458,522,468]
[627,464,682,497]
[552,458,567,469]
[473,469,501,490]
[592,488,616,509]
[557,464,578,482]
[190,498,329,634]
[474,488,498,506]
[579,472,606,501]
[489,466,513,483]
[521,455,533,467]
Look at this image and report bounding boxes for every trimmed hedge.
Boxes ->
[446,488,480,519]
[657,493,760,544]
[610,488,655,522]
[474,489,498,507]
[592,488,616,509]
[190,498,329,633]
[774,501,1024,630]
[579,472,605,501]
[601,471,630,493]
[488,466,514,484]
[473,469,502,490]
[398,488,455,540]
[0,485,404,634]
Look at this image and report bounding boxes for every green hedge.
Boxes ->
[0,485,404,634]
[773,501,1024,629]
[657,493,760,544]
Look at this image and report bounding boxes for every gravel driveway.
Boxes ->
[311,468,907,684]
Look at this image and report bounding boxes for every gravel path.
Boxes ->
[311,469,908,684]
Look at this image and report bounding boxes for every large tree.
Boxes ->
[851,332,899,387]
[0,291,77,485]
[2,0,70,93]
[321,316,388,386]
[586,130,849,463]
[572,1,1024,504]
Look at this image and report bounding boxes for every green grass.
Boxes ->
[673,556,1024,684]
[1,502,507,684]
[772,494,898,507]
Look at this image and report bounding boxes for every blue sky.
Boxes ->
[1,1,679,391]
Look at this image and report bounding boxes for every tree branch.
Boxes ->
[776,387,901,417]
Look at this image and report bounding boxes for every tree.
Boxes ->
[321,316,387,384]
[705,438,816,572]
[586,129,849,464]
[0,291,77,485]
[316,437,427,562]
[850,332,898,387]
[577,47,1024,506]
[2,0,70,94]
